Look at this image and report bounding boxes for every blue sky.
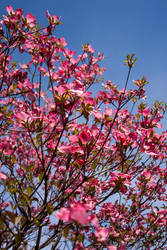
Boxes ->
[1,0,167,106]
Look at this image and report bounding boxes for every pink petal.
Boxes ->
[55,207,70,222]
[0,172,7,180]
[70,204,90,225]
[6,5,14,14]
[108,246,117,250]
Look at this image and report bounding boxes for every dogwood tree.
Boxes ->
[0,6,166,250]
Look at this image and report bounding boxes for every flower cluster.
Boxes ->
[0,5,166,250]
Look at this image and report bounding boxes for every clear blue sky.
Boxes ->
[1,0,167,106]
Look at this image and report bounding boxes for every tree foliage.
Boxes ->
[0,6,167,250]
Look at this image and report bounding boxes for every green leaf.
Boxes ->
[47,203,53,215]
[124,53,137,68]
[27,186,32,195]
[15,216,22,226]
[78,234,84,243]
[6,211,15,223]
[10,188,17,195]
[90,161,97,170]
[56,180,62,188]
[26,164,34,172]
[19,198,27,207]
[11,155,16,164]
[83,111,89,120]
[63,226,70,238]
[6,111,13,118]
[36,132,43,144]
[22,193,30,203]
[14,234,21,245]
[39,172,45,181]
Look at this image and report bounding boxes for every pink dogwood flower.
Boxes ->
[70,203,90,225]
[0,172,7,180]
[79,130,91,144]
[95,227,109,242]
[55,207,70,222]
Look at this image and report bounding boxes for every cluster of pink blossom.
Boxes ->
[0,5,166,249]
